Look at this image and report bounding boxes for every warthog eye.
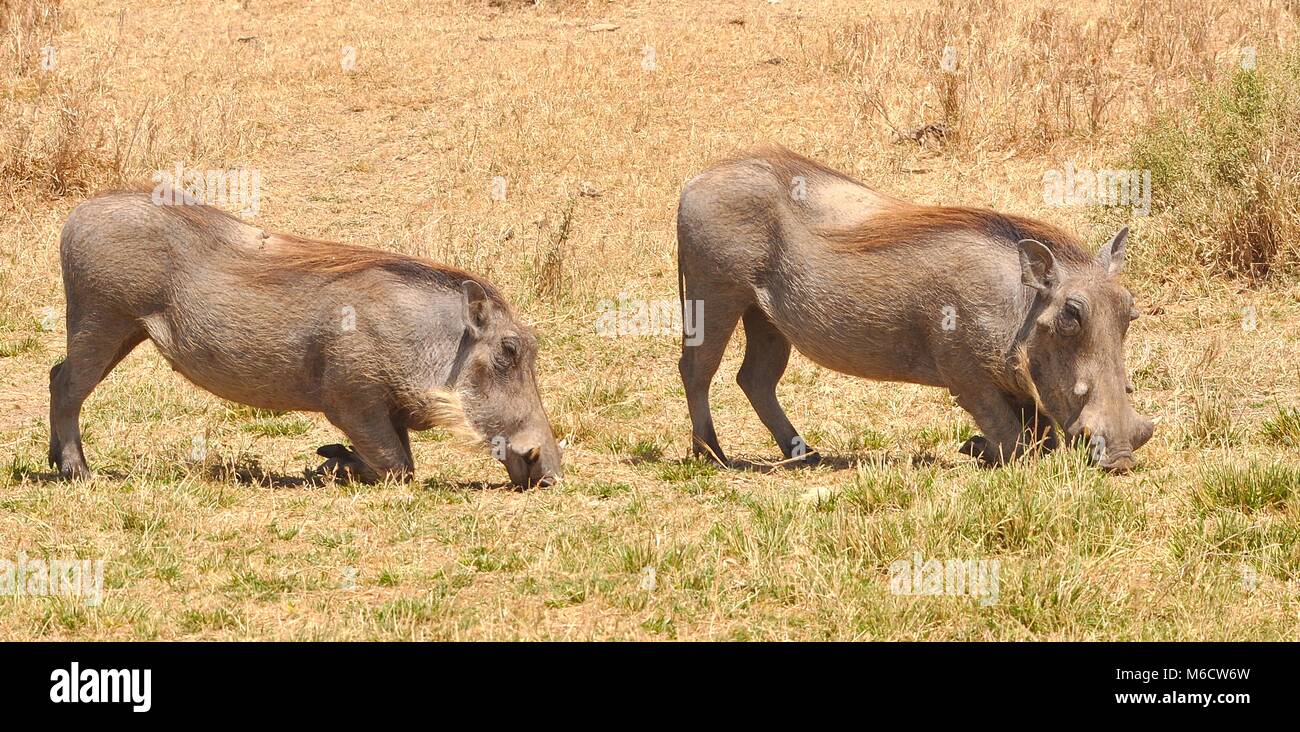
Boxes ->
[1057,299,1083,335]
[495,337,523,371]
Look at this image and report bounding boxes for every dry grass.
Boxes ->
[0,0,1297,640]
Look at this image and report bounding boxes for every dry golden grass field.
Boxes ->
[2,0,1298,640]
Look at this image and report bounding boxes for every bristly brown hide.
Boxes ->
[825,204,1093,266]
[737,145,1094,267]
[100,185,510,306]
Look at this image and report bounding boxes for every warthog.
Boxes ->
[49,190,562,487]
[676,146,1154,472]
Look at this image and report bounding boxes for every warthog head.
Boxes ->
[1017,228,1154,472]
[457,281,563,487]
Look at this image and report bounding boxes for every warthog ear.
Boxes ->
[1018,239,1058,292]
[461,280,493,336]
[1098,226,1129,276]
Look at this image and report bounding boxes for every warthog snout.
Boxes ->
[1067,410,1154,473]
[501,438,563,488]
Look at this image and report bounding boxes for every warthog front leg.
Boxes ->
[1018,402,1059,453]
[319,409,415,484]
[313,443,367,480]
[953,389,1027,466]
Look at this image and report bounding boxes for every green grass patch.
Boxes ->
[240,414,314,438]
[1126,54,1300,279]
[0,334,40,357]
[655,458,717,483]
[1194,461,1299,515]
[1260,405,1300,446]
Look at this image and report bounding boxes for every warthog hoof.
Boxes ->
[313,443,367,482]
[790,450,822,467]
[58,463,92,481]
[958,435,1000,467]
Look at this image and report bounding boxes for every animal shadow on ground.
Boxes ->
[12,461,345,489]
[206,459,314,488]
[207,458,524,492]
[627,450,952,474]
[420,477,522,492]
[725,451,949,472]
[9,466,124,484]
[9,453,318,488]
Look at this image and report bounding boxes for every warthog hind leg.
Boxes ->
[736,307,818,465]
[677,290,743,465]
[49,318,146,479]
